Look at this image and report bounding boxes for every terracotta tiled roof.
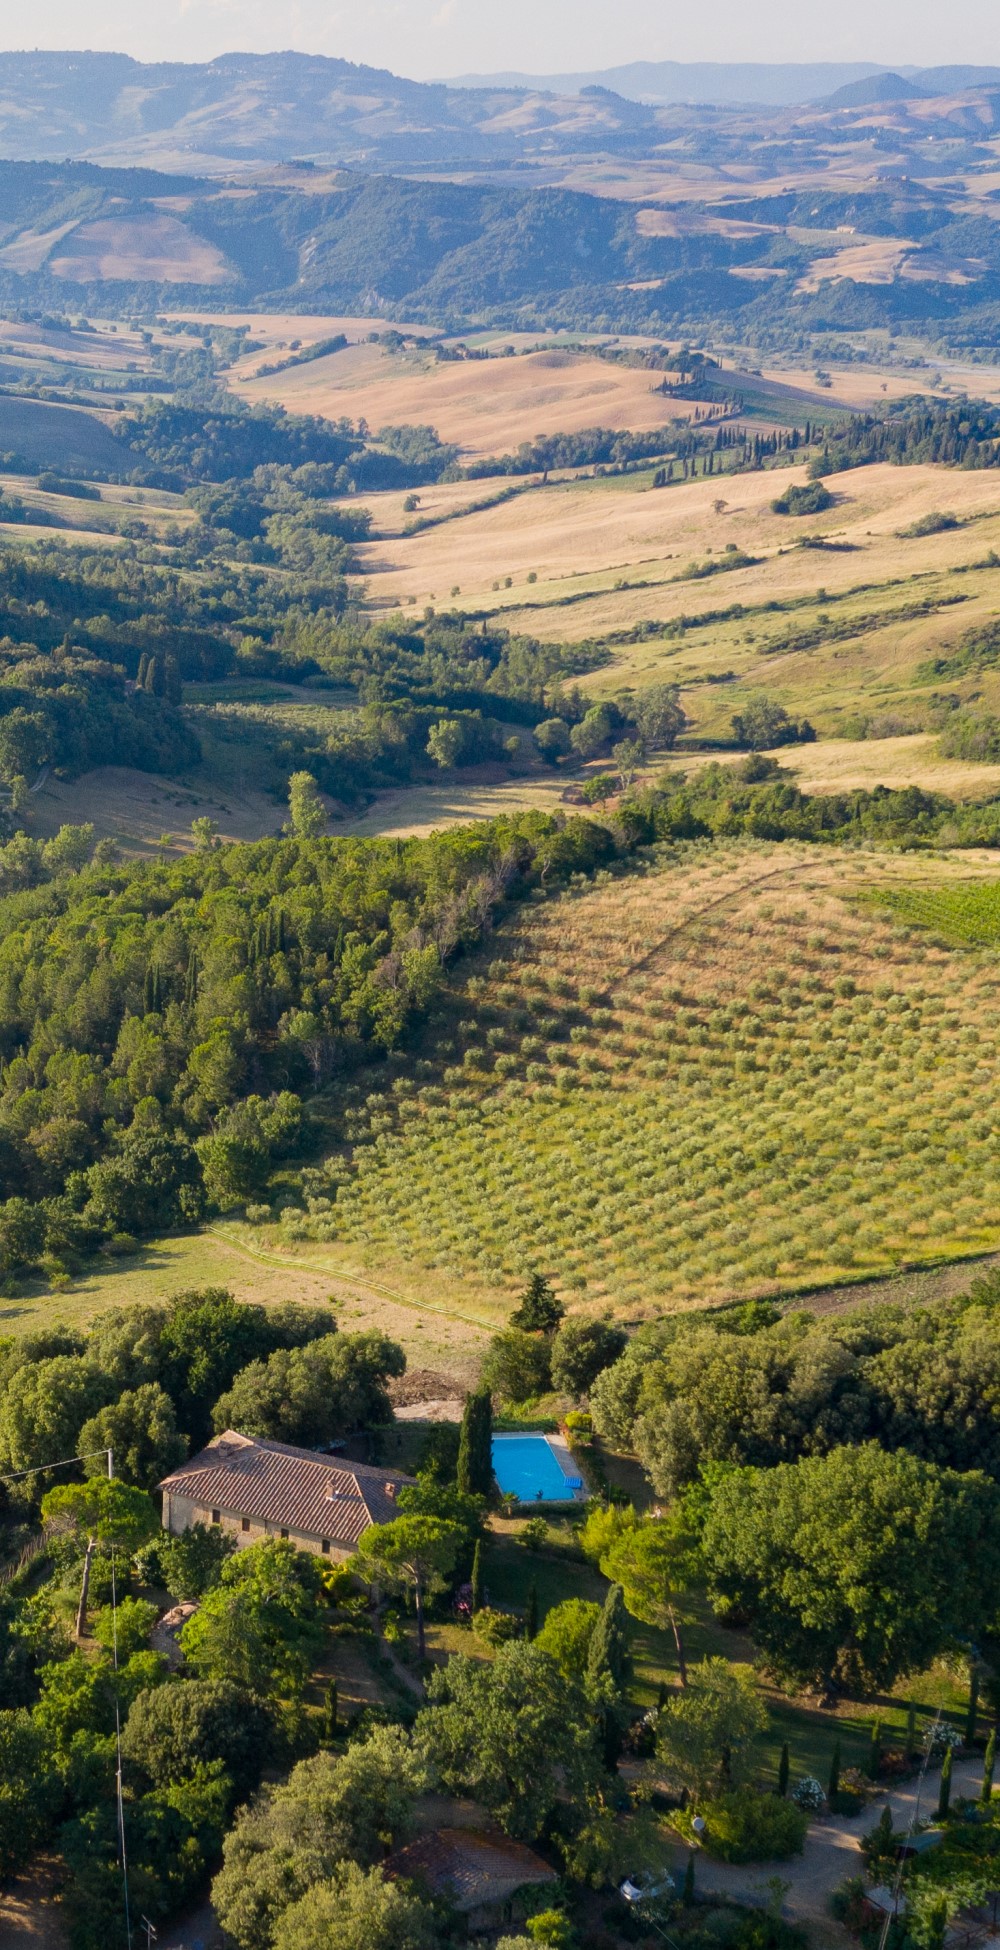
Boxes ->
[158,1431,415,1548]
[384,1828,556,1912]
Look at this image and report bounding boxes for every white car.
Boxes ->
[619,1871,675,1906]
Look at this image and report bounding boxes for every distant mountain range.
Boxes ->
[444,61,1000,107]
[3,51,1000,175]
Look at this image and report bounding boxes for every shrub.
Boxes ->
[771,481,833,517]
[697,1788,808,1862]
[790,1775,825,1813]
[471,1607,522,1647]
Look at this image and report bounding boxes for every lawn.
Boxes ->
[417,1513,975,1791]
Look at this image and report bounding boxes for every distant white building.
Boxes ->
[158,1428,415,1562]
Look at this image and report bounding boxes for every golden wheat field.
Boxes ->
[295,843,1000,1316]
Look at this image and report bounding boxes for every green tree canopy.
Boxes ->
[287,770,327,839]
[79,1383,186,1491]
[600,1514,699,1687]
[418,1641,598,1841]
[481,1328,552,1405]
[656,1657,768,1799]
[123,1678,274,1799]
[703,1443,1000,1690]
[211,1331,405,1447]
[510,1273,565,1334]
[550,1318,628,1399]
[273,1864,437,1950]
[354,1514,463,1659]
[180,1539,325,1699]
[535,1598,602,1682]
[212,1727,429,1950]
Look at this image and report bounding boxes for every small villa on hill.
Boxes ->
[158,1429,416,1562]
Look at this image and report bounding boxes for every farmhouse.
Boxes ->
[158,1429,415,1561]
[384,1827,557,1929]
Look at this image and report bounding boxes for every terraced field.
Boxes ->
[301,843,1000,1312]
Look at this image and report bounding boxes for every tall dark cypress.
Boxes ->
[457,1387,493,1499]
[587,1582,630,1697]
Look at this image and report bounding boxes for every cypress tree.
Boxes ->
[525,1580,538,1640]
[904,1704,917,1764]
[587,1582,630,1696]
[457,1387,493,1499]
[828,1740,841,1804]
[868,1719,882,1781]
[470,1538,484,1615]
[184,950,198,1009]
[982,1727,996,1806]
[937,1742,953,1822]
[137,652,150,689]
[967,1667,981,1748]
[324,1678,338,1740]
[777,1742,789,1798]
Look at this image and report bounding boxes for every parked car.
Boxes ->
[620,1871,675,1906]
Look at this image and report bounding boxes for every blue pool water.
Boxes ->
[492,1433,582,1502]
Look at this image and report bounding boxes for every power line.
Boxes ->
[0,1446,113,1487]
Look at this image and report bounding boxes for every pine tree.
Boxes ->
[777,1742,789,1798]
[982,1727,996,1806]
[828,1740,841,1804]
[525,1580,538,1640]
[510,1272,564,1334]
[682,1854,695,1906]
[587,1582,630,1697]
[457,1387,493,1499]
[938,1742,953,1821]
[967,1667,981,1748]
[470,1538,484,1615]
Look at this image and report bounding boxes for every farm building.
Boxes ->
[384,1827,556,1929]
[158,1429,415,1561]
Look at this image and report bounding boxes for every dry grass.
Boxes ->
[360,460,1000,621]
[303,842,1000,1315]
[49,215,232,284]
[766,734,1000,800]
[0,1223,500,1380]
[28,765,285,856]
[237,340,698,463]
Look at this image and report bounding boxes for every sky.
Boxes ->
[6,0,1000,76]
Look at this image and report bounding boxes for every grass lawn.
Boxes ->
[416,1513,978,1789]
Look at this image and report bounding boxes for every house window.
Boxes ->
[241,1518,250,1533]
[321,1539,331,1554]
[280,1528,289,1540]
[211,1509,221,1524]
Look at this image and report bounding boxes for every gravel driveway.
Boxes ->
[662,1751,988,1947]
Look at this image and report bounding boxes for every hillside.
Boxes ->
[3,143,1000,355]
[299,843,1000,1312]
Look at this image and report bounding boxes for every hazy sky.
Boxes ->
[7,0,1000,75]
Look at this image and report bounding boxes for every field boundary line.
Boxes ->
[204,1226,498,1331]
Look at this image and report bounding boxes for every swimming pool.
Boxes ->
[492,1433,583,1503]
